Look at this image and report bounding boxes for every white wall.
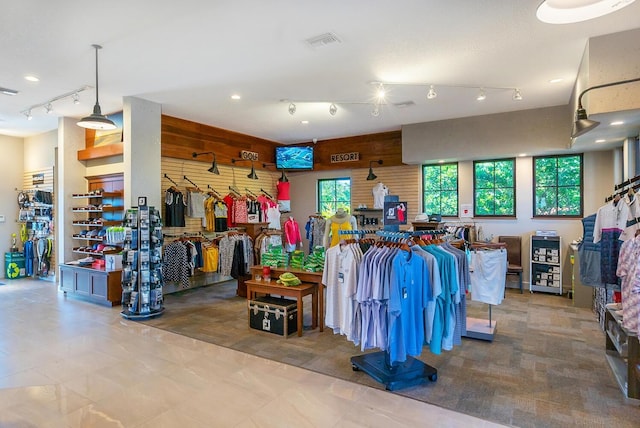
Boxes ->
[288,150,615,290]
[0,135,25,278]
[24,130,57,172]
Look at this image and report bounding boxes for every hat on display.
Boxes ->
[415,213,429,221]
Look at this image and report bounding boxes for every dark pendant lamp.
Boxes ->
[247,161,259,180]
[77,44,117,130]
[192,152,220,175]
[572,76,640,138]
[366,160,383,181]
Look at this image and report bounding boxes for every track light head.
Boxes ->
[45,103,53,114]
[476,88,486,101]
[288,102,296,115]
[329,103,338,116]
[512,88,522,101]
[25,110,32,120]
[427,85,437,100]
[371,104,380,117]
[72,93,80,104]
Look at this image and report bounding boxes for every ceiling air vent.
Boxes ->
[305,32,342,49]
[393,101,415,108]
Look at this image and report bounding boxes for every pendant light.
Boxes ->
[366,160,383,181]
[77,44,116,130]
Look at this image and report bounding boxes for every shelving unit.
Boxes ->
[70,191,123,258]
[353,208,383,229]
[529,235,562,295]
[60,178,124,306]
[120,197,165,320]
[605,307,640,400]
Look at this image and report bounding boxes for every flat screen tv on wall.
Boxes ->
[275,146,314,170]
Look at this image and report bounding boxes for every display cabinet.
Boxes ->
[605,306,640,399]
[529,235,562,294]
[70,190,123,259]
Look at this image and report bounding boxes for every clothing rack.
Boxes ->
[338,229,379,236]
[183,175,200,189]
[350,229,438,390]
[207,185,221,198]
[228,186,241,197]
[163,174,179,187]
[245,188,257,197]
[260,188,273,199]
[463,243,507,342]
[614,173,640,190]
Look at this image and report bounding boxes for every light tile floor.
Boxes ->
[0,278,506,428]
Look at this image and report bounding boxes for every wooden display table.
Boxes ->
[245,279,318,337]
[249,266,325,332]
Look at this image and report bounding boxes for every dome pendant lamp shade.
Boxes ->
[192,151,220,175]
[77,44,116,130]
[366,160,383,181]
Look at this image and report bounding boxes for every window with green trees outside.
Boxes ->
[474,158,516,216]
[422,163,458,216]
[318,178,351,218]
[533,154,583,217]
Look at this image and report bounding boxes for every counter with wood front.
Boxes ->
[249,265,325,332]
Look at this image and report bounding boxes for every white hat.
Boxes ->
[415,213,429,221]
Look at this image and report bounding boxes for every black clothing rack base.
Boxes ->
[350,351,437,391]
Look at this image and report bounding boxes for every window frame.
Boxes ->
[473,158,517,217]
[317,177,351,217]
[422,162,459,217]
[532,153,583,218]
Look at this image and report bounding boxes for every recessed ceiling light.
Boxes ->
[24,75,39,82]
[595,139,606,143]
[438,160,445,164]
[536,0,636,24]
[519,153,527,157]
[301,120,309,124]
[610,121,624,126]
[231,94,241,100]
[549,78,563,84]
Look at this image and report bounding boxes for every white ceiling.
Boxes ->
[1,1,640,151]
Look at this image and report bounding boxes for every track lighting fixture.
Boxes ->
[77,44,117,130]
[192,151,220,175]
[371,104,380,117]
[476,88,486,101]
[366,160,383,181]
[376,84,386,100]
[232,158,259,180]
[427,85,437,100]
[329,103,338,116]
[19,86,90,121]
[512,88,522,101]
[571,76,640,138]
[288,102,296,115]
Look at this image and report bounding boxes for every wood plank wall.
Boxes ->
[161,156,279,237]
[294,131,403,171]
[161,115,280,165]
[22,167,56,274]
[350,164,421,230]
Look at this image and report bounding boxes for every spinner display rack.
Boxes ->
[120,197,165,320]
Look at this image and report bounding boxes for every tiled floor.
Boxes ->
[141,279,640,428]
[0,278,505,427]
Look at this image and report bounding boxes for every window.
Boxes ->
[422,163,458,216]
[474,158,516,216]
[318,178,351,218]
[533,154,583,217]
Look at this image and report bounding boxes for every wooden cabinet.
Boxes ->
[59,264,122,306]
[605,307,640,399]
